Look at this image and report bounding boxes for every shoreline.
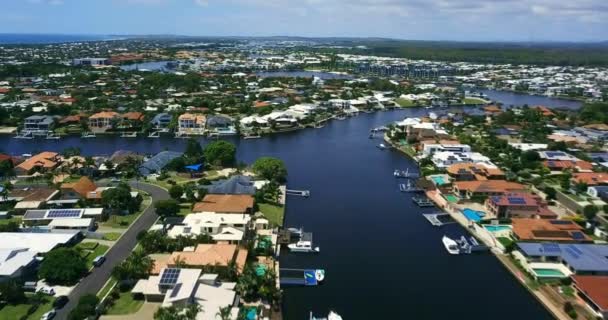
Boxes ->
[384,135,569,320]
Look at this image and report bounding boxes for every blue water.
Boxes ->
[484,225,511,232]
[480,89,583,110]
[256,71,354,80]
[0,110,552,320]
[431,176,447,185]
[0,33,120,44]
[462,208,485,222]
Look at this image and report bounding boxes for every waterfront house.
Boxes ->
[516,242,608,275]
[511,218,590,242]
[192,194,254,215]
[132,268,239,319]
[153,244,247,275]
[446,162,505,181]
[178,113,206,135]
[453,180,526,198]
[572,275,608,319]
[139,151,183,176]
[23,115,55,134]
[150,113,172,130]
[168,212,251,244]
[421,142,471,156]
[431,151,493,169]
[206,115,235,135]
[485,193,556,219]
[118,112,145,130]
[60,177,97,200]
[89,111,119,131]
[15,152,61,175]
[200,175,257,195]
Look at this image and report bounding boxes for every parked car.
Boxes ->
[93,255,106,267]
[53,296,69,309]
[23,281,38,292]
[41,309,56,320]
[37,287,55,296]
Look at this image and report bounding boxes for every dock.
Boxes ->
[394,169,420,179]
[279,268,324,287]
[286,189,310,197]
[412,196,435,207]
[399,180,423,192]
[422,213,456,226]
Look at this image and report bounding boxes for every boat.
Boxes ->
[81,132,96,138]
[287,227,303,238]
[335,115,346,120]
[148,131,160,138]
[288,240,320,253]
[310,311,343,320]
[377,143,387,150]
[45,132,60,140]
[121,132,137,138]
[243,134,261,139]
[442,235,460,255]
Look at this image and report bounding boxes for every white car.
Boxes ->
[37,287,55,296]
[41,309,56,320]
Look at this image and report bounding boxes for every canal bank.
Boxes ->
[0,110,553,320]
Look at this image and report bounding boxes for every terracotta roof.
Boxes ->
[543,160,594,171]
[169,244,237,267]
[512,218,589,242]
[573,276,608,311]
[572,172,608,186]
[16,152,60,172]
[193,194,254,213]
[533,106,555,117]
[484,105,502,113]
[59,115,82,124]
[235,248,248,275]
[89,111,119,119]
[454,180,525,193]
[447,162,505,180]
[61,177,97,198]
[254,101,270,108]
[122,112,144,121]
[179,113,206,124]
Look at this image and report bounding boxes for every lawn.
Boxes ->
[98,279,117,299]
[0,303,30,320]
[0,216,21,226]
[497,237,514,249]
[100,195,152,229]
[259,203,285,226]
[105,291,144,315]
[178,203,192,216]
[462,97,489,105]
[103,232,122,241]
[77,242,109,268]
[26,298,53,320]
[395,98,418,108]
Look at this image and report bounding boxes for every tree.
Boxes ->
[216,306,232,320]
[154,305,201,320]
[583,205,599,221]
[252,157,287,182]
[68,294,99,320]
[102,183,139,215]
[0,279,26,304]
[184,138,203,159]
[112,250,153,281]
[544,187,557,200]
[39,248,87,285]
[0,159,14,178]
[155,199,180,230]
[169,184,184,200]
[203,140,236,167]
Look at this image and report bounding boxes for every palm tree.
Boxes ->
[216,306,232,320]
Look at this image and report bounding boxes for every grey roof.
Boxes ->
[23,210,48,220]
[517,242,608,272]
[139,151,183,175]
[200,175,255,195]
[206,115,232,127]
[151,113,172,124]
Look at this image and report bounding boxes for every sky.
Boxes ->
[1,0,607,42]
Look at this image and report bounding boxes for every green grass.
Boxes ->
[77,242,99,251]
[100,195,151,229]
[0,303,30,320]
[105,291,144,315]
[98,279,118,299]
[497,237,514,248]
[103,232,122,241]
[26,298,53,320]
[0,216,21,226]
[561,285,575,297]
[395,98,419,108]
[178,203,192,216]
[462,97,489,105]
[77,243,109,268]
[259,203,285,227]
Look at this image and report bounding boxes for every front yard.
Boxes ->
[77,242,110,268]
[99,193,152,229]
[104,291,144,315]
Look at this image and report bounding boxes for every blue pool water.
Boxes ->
[484,225,511,232]
[431,176,447,185]
[462,209,485,222]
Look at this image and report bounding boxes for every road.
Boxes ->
[55,182,169,320]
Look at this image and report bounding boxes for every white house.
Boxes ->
[168,213,251,244]
[432,151,493,168]
[422,143,471,156]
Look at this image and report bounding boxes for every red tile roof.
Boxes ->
[573,276,608,311]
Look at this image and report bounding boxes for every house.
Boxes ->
[543,160,594,172]
[192,195,254,214]
[4,187,59,210]
[421,142,471,156]
[15,152,61,175]
[446,162,505,181]
[178,113,206,135]
[486,193,557,219]
[573,173,608,186]
[60,177,97,200]
[200,175,257,195]
[431,151,493,169]
[508,143,548,152]
[206,115,235,135]
[164,244,247,273]
[150,113,172,130]
[89,111,119,130]
[587,186,608,200]
[516,242,608,275]
[572,275,608,319]
[119,112,145,129]
[453,180,526,198]
[511,218,590,242]
[22,208,103,231]
[132,268,239,319]
[139,151,183,176]
[0,233,78,280]
[538,151,580,162]
[168,213,251,244]
[23,115,55,133]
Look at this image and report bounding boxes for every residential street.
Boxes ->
[55,182,168,320]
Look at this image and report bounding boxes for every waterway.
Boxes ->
[480,89,583,110]
[0,110,553,320]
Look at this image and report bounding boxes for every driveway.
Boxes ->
[55,182,168,320]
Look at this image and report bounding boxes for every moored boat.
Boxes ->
[442,235,460,255]
[288,240,320,253]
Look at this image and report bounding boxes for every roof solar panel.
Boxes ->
[541,243,561,253]
[160,268,181,286]
[565,247,580,259]
[571,232,586,240]
[549,220,572,225]
[47,209,82,218]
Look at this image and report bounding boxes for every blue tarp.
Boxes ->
[185,163,203,171]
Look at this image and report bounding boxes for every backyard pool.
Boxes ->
[431,176,448,186]
[484,225,512,233]
[462,208,485,222]
[533,268,566,278]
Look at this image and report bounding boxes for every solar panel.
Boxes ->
[570,245,584,254]
[571,232,586,240]
[550,220,573,225]
[507,197,526,205]
[541,243,561,253]
[160,268,181,286]
[47,209,82,218]
[565,247,580,259]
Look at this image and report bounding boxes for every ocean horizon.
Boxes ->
[0,33,122,45]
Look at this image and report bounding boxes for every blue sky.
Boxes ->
[1,0,607,41]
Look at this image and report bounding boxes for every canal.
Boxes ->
[0,110,553,320]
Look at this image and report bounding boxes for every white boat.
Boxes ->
[442,235,460,255]
[377,143,387,149]
[81,132,96,138]
[288,240,320,253]
[310,311,342,320]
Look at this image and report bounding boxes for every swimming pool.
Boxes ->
[484,225,511,232]
[431,176,447,185]
[533,268,565,278]
[462,208,485,222]
[443,194,459,203]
